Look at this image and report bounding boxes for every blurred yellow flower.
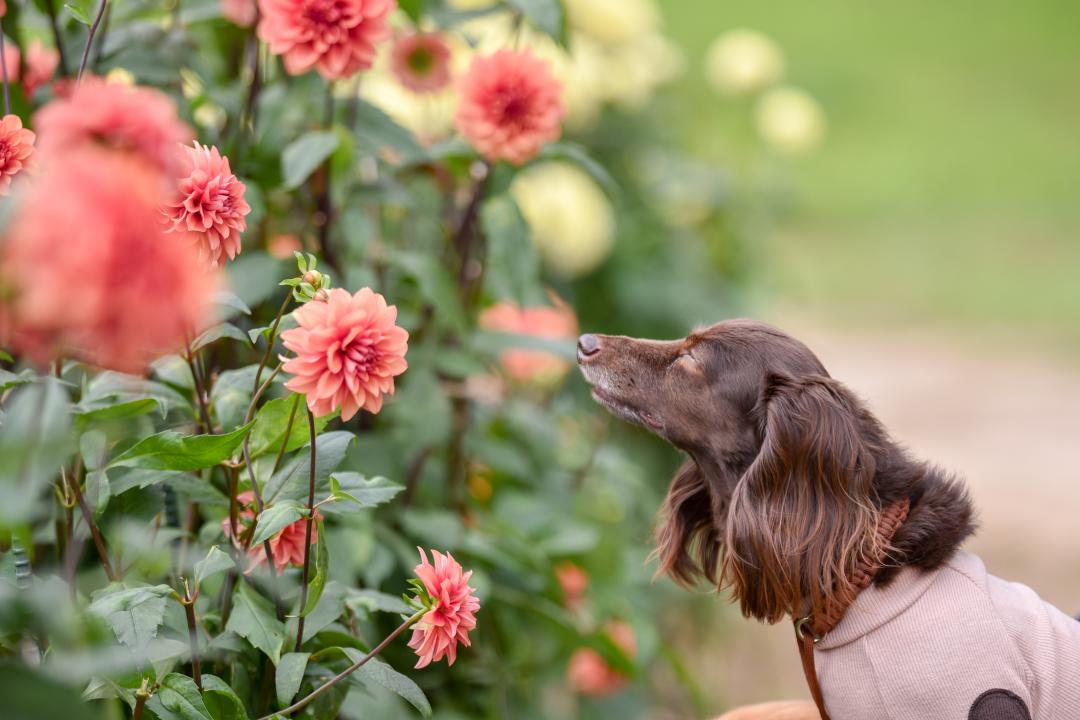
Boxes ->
[565,0,658,47]
[754,86,826,155]
[510,161,615,278]
[105,67,136,86]
[705,29,785,95]
[446,0,497,8]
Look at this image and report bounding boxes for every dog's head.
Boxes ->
[577,320,891,622]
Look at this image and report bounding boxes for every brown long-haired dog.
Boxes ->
[577,320,1080,719]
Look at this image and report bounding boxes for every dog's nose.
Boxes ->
[577,334,601,357]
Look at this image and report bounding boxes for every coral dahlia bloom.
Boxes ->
[0,148,218,373]
[390,31,453,94]
[555,561,589,612]
[257,0,395,80]
[163,143,251,267]
[0,114,35,195]
[24,40,59,96]
[222,492,319,573]
[566,621,637,697]
[33,78,193,175]
[280,287,408,420]
[455,49,565,165]
[221,0,257,26]
[407,548,480,668]
[478,293,578,383]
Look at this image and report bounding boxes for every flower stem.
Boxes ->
[65,463,117,581]
[77,0,108,83]
[133,681,149,720]
[185,342,214,435]
[180,581,202,689]
[261,609,425,720]
[293,408,318,652]
[0,31,11,116]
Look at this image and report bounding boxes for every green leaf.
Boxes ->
[385,250,465,333]
[0,367,33,392]
[0,379,73,525]
[63,1,92,24]
[191,323,251,353]
[341,649,431,717]
[194,546,236,589]
[265,431,354,503]
[249,395,332,459]
[82,371,187,417]
[211,365,259,431]
[346,588,411,615]
[0,663,105,720]
[481,194,545,306]
[201,675,249,720]
[275,652,310,708]
[352,101,423,161]
[397,0,426,22]
[152,673,213,720]
[251,500,307,547]
[506,0,566,45]
[108,421,254,472]
[74,398,159,425]
[213,291,252,319]
[539,141,619,198]
[282,131,340,189]
[300,519,329,617]
[88,584,173,652]
[326,473,403,512]
[86,470,111,519]
[227,582,286,664]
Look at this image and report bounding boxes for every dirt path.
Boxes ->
[698,319,1080,712]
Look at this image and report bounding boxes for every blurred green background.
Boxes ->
[661,0,1080,343]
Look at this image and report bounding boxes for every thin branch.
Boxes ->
[180,581,202,689]
[0,31,11,116]
[185,343,214,434]
[77,0,109,83]
[260,610,425,720]
[293,409,318,651]
[66,464,117,581]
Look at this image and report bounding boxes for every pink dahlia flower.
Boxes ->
[478,294,578,383]
[280,287,408,420]
[555,561,588,612]
[221,0,257,26]
[33,78,193,175]
[389,31,453,94]
[1,41,16,84]
[24,40,59,96]
[0,148,218,373]
[566,621,637,697]
[455,49,565,165]
[163,142,251,268]
[222,492,319,573]
[0,114,35,195]
[407,548,480,668]
[257,0,395,80]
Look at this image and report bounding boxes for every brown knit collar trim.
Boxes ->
[795,497,912,643]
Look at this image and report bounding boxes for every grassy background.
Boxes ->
[659,0,1080,346]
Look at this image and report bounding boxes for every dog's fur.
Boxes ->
[576,319,976,624]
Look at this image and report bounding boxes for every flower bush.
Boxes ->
[0,1,780,718]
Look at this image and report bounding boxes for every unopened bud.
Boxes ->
[302,271,323,289]
[313,289,330,303]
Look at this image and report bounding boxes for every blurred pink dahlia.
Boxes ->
[33,78,193,175]
[221,0,257,26]
[455,49,565,165]
[390,31,452,94]
[407,548,480,668]
[257,0,395,80]
[566,621,637,697]
[478,294,578,383]
[223,492,319,573]
[0,149,218,374]
[280,287,408,420]
[24,40,59,96]
[163,142,250,268]
[0,114,35,195]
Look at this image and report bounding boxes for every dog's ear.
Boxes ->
[722,374,883,623]
[652,459,723,587]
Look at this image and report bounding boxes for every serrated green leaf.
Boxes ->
[152,673,213,720]
[226,582,286,664]
[346,588,411,615]
[275,652,310,708]
[282,131,339,189]
[88,584,173,652]
[213,291,252,319]
[201,674,249,720]
[194,546,236,589]
[300,519,328,617]
[74,398,160,425]
[108,421,254,471]
[264,431,354,503]
[341,649,431,717]
[191,323,251,353]
[325,472,403,512]
[249,395,332,459]
[251,500,306,547]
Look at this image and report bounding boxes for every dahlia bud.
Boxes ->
[280,252,333,302]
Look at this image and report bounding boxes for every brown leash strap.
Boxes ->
[793,498,911,720]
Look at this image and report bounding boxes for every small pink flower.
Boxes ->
[257,0,395,80]
[2,41,16,85]
[566,621,637,697]
[280,287,408,420]
[221,0,257,26]
[555,561,588,612]
[0,148,218,373]
[24,40,59,96]
[478,294,578,383]
[163,142,251,268]
[0,114,35,195]
[222,492,319,573]
[407,548,480,668]
[268,233,303,259]
[33,78,193,175]
[389,31,452,94]
[455,49,565,165]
